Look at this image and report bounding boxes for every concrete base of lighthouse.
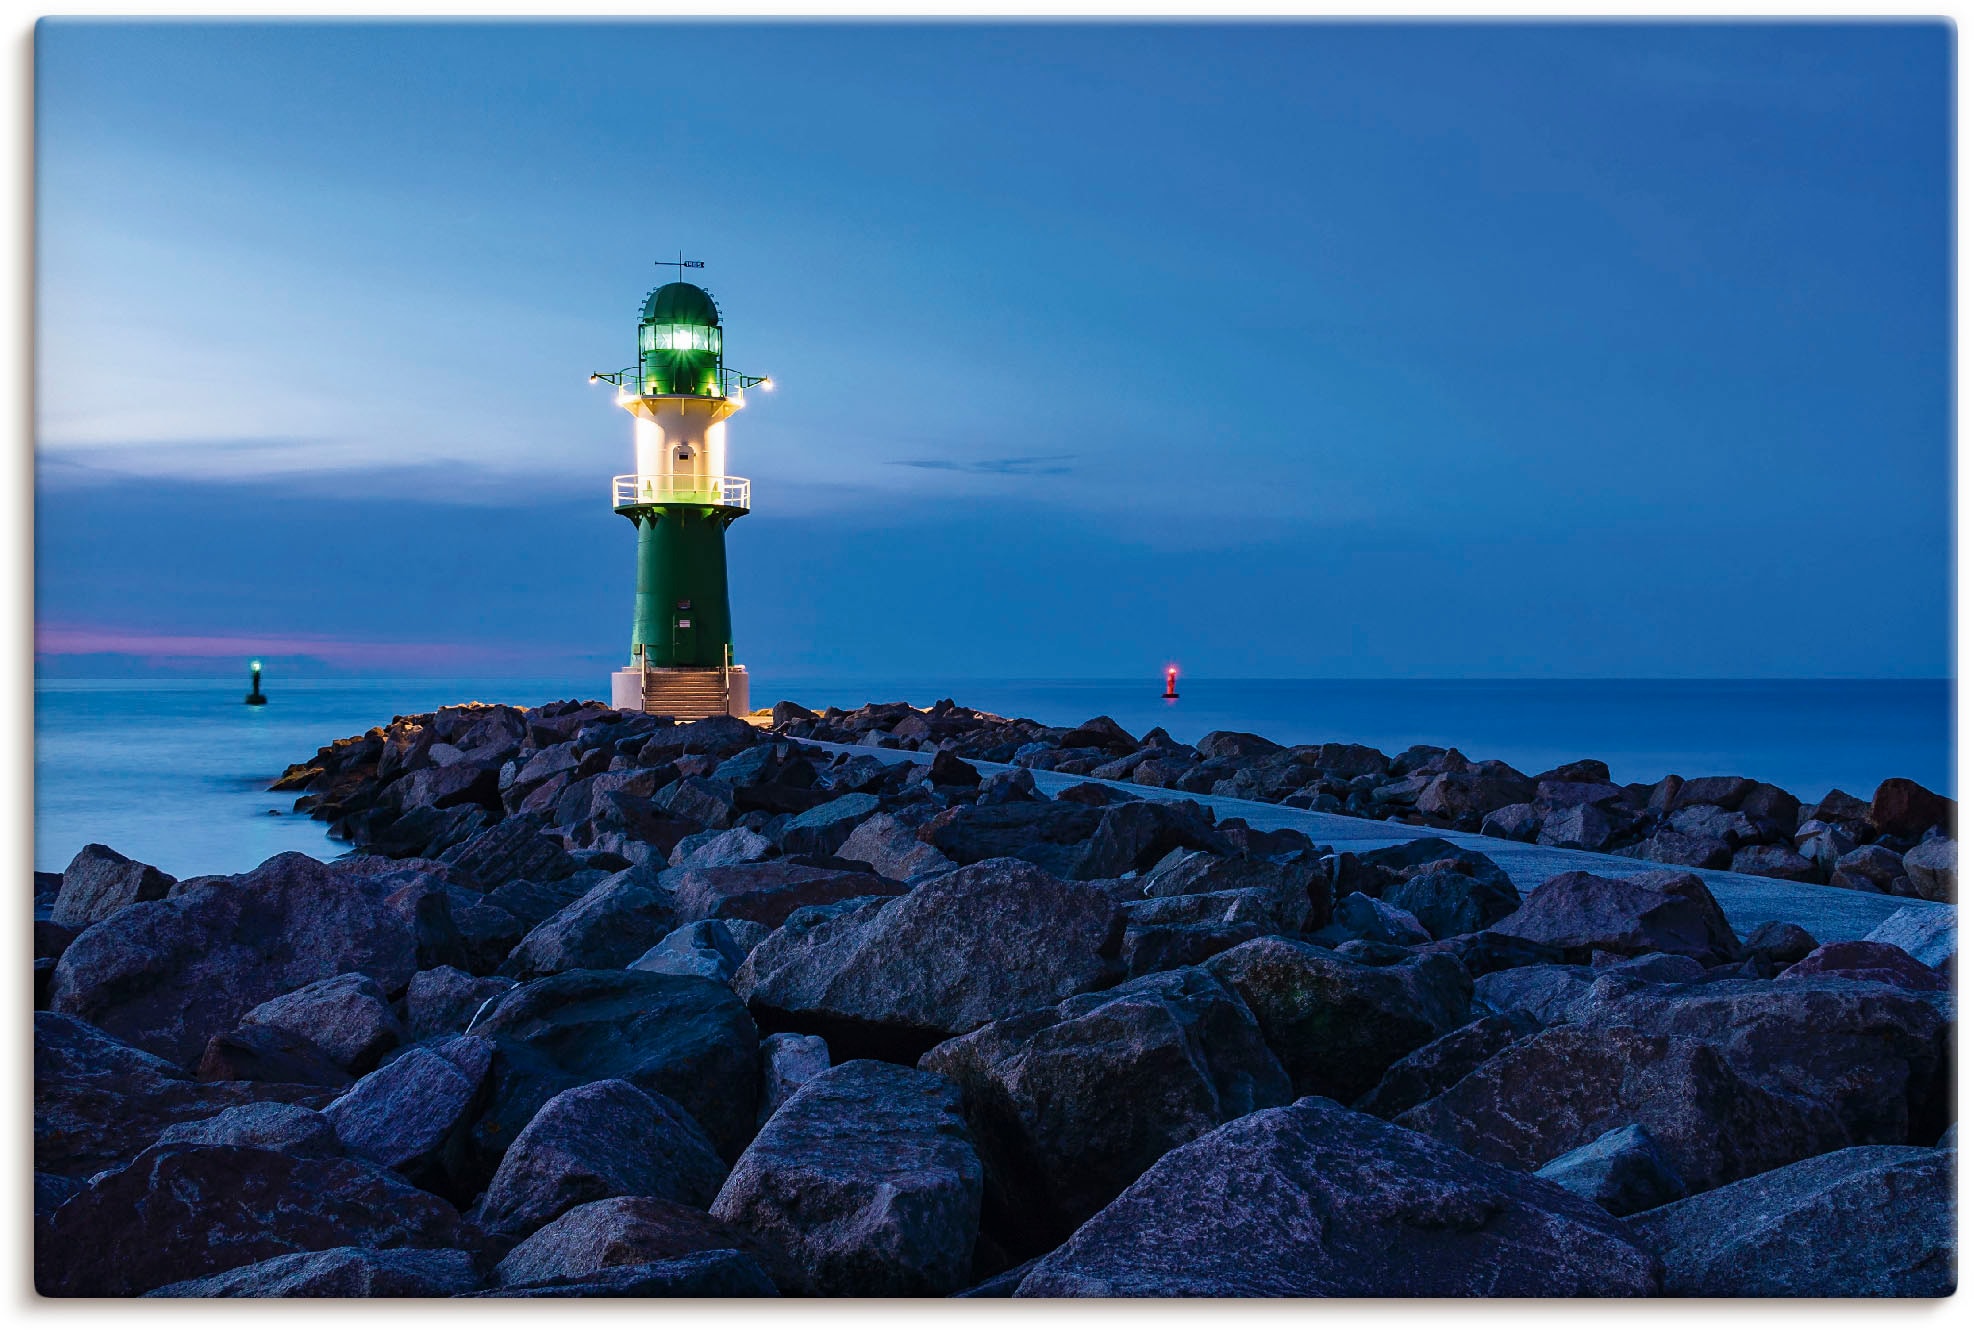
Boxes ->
[611,664,750,720]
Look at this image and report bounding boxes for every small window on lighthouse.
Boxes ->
[676,448,693,462]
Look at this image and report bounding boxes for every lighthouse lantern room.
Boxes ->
[592,268,771,720]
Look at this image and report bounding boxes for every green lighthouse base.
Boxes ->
[610,664,750,721]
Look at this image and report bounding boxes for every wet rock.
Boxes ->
[467,969,759,1161]
[196,1025,352,1089]
[1778,940,1950,992]
[921,966,1290,1253]
[1397,1023,1836,1194]
[1902,837,1955,902]
[1580,977,1951,1150]
[711,1060,982,1297]
[1384,863,1521,939]
[145,1246,482,1297]
[37,1144,473,1297]
[1533,1124,1686,1217]
[1204,937,1471,1103]
[51,843,176,929]
[1491,868,1739,965]
[1869,777,1950,840]
[405,967,515,1042]
[50,853,423,1066]
[1862,905,1955,968]
[1741,920,1818,967]
[1014,1096,1657,1297]
[240,972,403,1073]
[501,867,679,980]
[155,1102,342,1157]
[479,1079,728,1237]
[672,860,904,930]
[1627,1144,1954,1296]
[1353,1012,1542,1119]
[736,858,1122,1059]
[324,1036,494,1180]
[1730,844,1820,883]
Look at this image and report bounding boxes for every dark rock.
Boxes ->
[197,1025,352,1089]
[834,811,958,882]
[51,843,176,929]
[37,1144,473,1297]
[1119,919,1262,977]
[1471,964,1604,1026]
[1598,950,1706,984]
[500,867,679,980]
[145,1246,482,1298]
[1622,827,1733,871]
[1057,716,1140,754]
[922,748,982,788]
[1670,776,1754,811]
[1353,1012,1542,1119]
[1778,940,1950,992]
[757,1031,830,1124]
[736,858,1123,1059]
[484,1246,777,1297]
[1204,937,1471,1103]
[1627,1144,1954,1296]
[491,1193,784,1289]
[239,972,403,1073]
[653,775,736,829]
[324,1036,494,1179]
[920,966,1291,1253]
[629,919,749,982]
[155,1101,342,1157]
[1578,977,1950,1150]
[51,852,422,1066]
[772,700,817,727]
[1384,863,1521,939]
[34,918,77,964]
[1730,844,1820,883]
[672,860,904,930]
[1830,843,1911,894]
[442,812,579,886]
[467,969,759,1161]
[485,875,592,928]
[1480,802,1541,841]
[405,967,516,1042]
[1014,1097,1658,1297]
[711,1060,982,1297]
[1491,868,1739,965]
[773,792,880,857]
[1534,759,1611,784]
[1332,891,1431,945]
[1742,920,1818,966]
[1737,783,1801,841]
[1870,777,1950,840]
[1538,801,1643,852]
[1416,929,1570,977]
[915,800,1104,868]
[1533,1124,1686,1217]
[1813,787,1874,826]
[1396,1023,1837,1194]
[479,1079,728,1237]
[1416,762,1536,826]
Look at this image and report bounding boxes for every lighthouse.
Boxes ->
[593,267,771,719]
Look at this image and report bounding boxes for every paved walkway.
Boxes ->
[798,740,1953,945]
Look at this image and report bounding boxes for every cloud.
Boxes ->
[888,455,1075,476]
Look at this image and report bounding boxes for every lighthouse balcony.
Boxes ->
[611,474,751,511]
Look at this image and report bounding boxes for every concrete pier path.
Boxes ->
[799,740,1954,946]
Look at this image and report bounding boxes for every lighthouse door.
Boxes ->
[672,613,697,662]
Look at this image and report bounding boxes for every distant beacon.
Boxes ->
[592,270,772,719]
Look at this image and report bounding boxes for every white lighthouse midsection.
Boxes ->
[626,396,739,499]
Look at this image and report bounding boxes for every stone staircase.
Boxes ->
[637,667,731,721]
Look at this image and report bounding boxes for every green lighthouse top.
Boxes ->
[641,282,721,327]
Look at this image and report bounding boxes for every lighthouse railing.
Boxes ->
[611,475,750,510]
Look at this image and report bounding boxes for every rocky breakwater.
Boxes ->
[774,700,1959,902]
[30,695,1956,1297]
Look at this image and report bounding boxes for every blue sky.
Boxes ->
[35,20,1953,679]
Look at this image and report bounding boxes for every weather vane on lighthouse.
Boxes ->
[590,258,773,719]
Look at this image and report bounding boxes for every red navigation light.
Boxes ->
[1162,665,1179,700]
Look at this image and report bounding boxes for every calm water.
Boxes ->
[34,675,1953,877]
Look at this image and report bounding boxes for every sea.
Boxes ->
[33,675,1954,879]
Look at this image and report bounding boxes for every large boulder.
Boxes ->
[51,843,175,929]
[1830,843,1911,894]
[1396,1024,1837,1194]
[404,967,515,1041]
[1490,868,1739,965]
[775,793,881,857]
[735,858,1123,1060]
[1778,940,1950,992]
[833,812,958,883]
[1416,763,1536,826]
[500,867,680,980]
[467,969,760,1160]
[629,919,750,983]
[913,802,1105,869]
[36,1144,473,1297]
[478,1079,728,1237]
[1902,837,1956,902]
[1203,937,1472,1103]
[195,1024,352,1089]
[920,966,1290,1253]
[50,853,422,1066]
[1627,1144,1955,1296]
[1862,905,1955,969]
[670,860,904,930]
[145,1247,481,1298]
[154,1102,342,1158]
[238,972,403,1073]
[711,1060,982,1297]
[34,1012,335,1180]
[1014,1097,1659,1297]
[1869,777,1950,840]
[1580,977,1952,1149]
[1353,1012,1542,1120]
[323,1036,494,1182]
[1383,862,1520,939]
[492,1195,785,1292]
